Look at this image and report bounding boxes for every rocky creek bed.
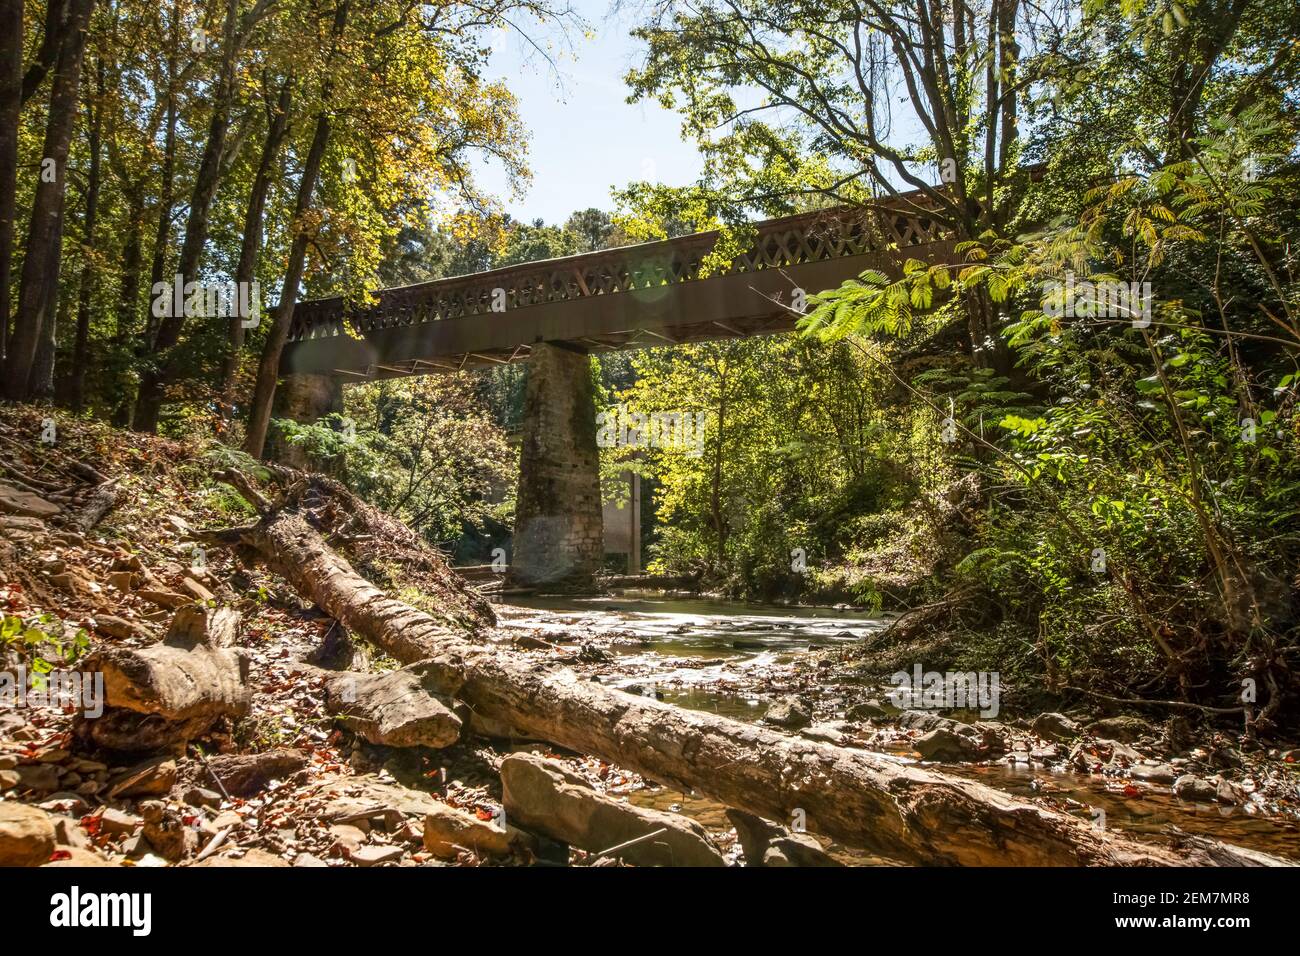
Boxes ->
[491,593,1300,863]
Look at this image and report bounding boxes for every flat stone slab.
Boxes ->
[501,752,725,867]
[0,484,60,519]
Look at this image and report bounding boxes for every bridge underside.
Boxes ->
[281,245,956,379]
[274,199,958,590]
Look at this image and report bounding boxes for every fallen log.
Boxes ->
[210,502,1288,867]
[62,478,124,532]
[260,466,497,633]
[296,661,463,749]
[74,606,250,752]
[191,749,310,798]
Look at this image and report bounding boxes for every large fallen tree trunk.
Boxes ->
[260,466,497,632]
[208,501,1286,866]
[75,606,251,752]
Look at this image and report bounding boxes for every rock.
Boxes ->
[192,848,288,867]
[49,570,99,595]
[0,484,61,518]
[1208,744,1245,770]
[726,809,842,867]
[846,700,888,721]
[762,695,811,730]
[500,753,724,867]
[1087,715,1151,742]
[512,634,554,651]
[38,793,89,817]
[1173,774,1218,802]
[351,844,405,866]
[293,852,329,867]
[107,757,178,798]
[93,614,146,640]
[99,808,143,837]
[895,710,960,733]
[0,755,17,770]
[140,801,197,861]
[43,846,114,867]
[913,727,983,762]
[328,824,367,851]
[107,571,136,592]
[1215,777,1246,805]
[180,577,215,602]
[1031,712,1081,742]
[0,514,47,532]
[0,770,18,790]
[393,819,424,846]
[13,763,61,792]
[1100,738,1144,767]
[182,787,222,809]
[799,722,850,746]
[422,804,512,860]
[1131,763,1176,784]
[138,589,192,610]
[199,749,309,797]
[312,776,456,836]
[0,802,57,866]
[50,815,90,848]
[971,721,1008,753]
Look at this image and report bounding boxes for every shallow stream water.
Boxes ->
[494,591,1300,863]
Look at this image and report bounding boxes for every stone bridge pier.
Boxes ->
[267,372,343,468]
[273,341,604,590]
[505,341,603,590]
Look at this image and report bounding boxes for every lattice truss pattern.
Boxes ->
[287,198,946,344]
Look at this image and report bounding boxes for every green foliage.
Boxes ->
[0,613,92,685]
[604,335,941,601]
[272,375,516,553]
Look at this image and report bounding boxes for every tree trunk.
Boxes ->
[220,74,292,410]
[73,606,250,752]
[28,264,64,397]
[3,0,93,400]
[242,113,331,458]
[243,1,347,457]
[122,61,178,428]
[301,661,464,749]
[133,0,242,431]
[215,502,1284,867]
[20,0,69,104]
[0,0,23,364]
[109,181,144,426]
[70,57,103,412]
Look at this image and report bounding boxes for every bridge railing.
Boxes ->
[287,194,948,344]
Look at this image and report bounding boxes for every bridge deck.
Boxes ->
[281,188,956,379]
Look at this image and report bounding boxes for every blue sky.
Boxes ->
[473,0,704,225]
